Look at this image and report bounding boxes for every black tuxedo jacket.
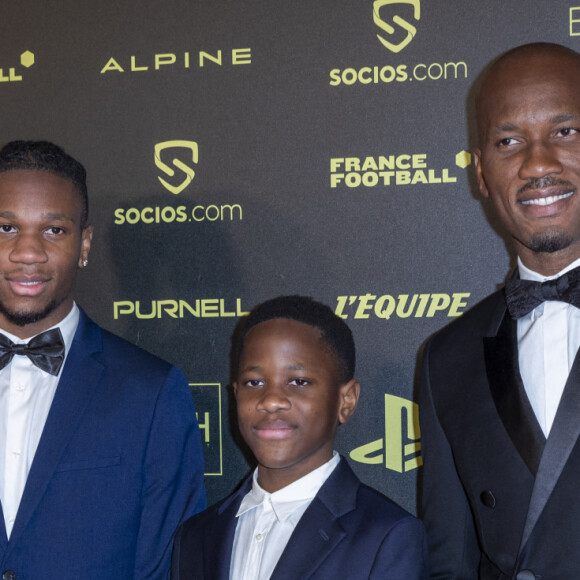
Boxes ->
[171,457,428,579]
[420,289,580,579]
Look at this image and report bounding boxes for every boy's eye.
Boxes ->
[244,379,263,388]
[289,378,309,387]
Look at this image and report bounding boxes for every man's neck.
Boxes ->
[517,243,580,277]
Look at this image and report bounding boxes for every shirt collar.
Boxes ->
[518,255,580,282]
[236,452,340,523]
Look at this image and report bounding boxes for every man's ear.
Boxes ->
[473,148,490,198]
[78,224,93,267]
[232,381,239,400]
[338,379,360,425]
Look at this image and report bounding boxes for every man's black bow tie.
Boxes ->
[505,266,580,319]
[0,327,65,376]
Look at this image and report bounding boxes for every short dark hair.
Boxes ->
[238,295,356,383]
[0,140,89,229]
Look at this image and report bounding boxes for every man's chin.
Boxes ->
[0,300,58,327]
[526,231,573,254]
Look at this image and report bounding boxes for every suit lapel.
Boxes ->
[8,311,104,545]
[0,500,7,550]
[204,478,252,580]
[519,346,580,551]
[483,308,546,475]
[271,458,357,580]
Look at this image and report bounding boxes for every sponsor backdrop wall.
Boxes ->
[0,1,573,510]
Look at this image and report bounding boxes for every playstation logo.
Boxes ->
[350,393,422,473]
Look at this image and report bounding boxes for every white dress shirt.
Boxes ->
[517,256,580,437]
[230,452,340,580]
[0,304,78,538]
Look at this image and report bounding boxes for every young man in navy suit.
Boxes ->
[0,140,206,579]
[172,295,428,579]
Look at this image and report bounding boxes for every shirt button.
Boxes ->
[3,570,16,580]
[255,533,264,542]
[15,384,24,391]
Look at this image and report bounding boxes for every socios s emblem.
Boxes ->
[373,0,420,54]
[350,394,422,473]
[154,140,198,195]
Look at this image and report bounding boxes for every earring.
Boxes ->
[82,259,88,267]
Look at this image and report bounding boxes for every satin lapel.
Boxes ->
[271,458,357,580]
[205,479,252,580]
[483,310,546,475]
[519,347,580,551]
[8,312,104,545]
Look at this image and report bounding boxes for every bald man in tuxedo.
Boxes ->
[421,43,580,579]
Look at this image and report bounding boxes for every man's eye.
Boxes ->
[46,227,64,235]
[497,137,517,147]
[558,127,579,136]
[0,225,15,233]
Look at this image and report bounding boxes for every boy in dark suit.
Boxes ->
[172,295,428,579]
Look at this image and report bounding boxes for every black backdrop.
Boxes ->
[0,0,574,511]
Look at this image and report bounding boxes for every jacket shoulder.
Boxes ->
[174,484,244,547]
[100,327,172,370]
[77,310,174,376]
[355,481,423,531]
[323,458,422,532]
[428,288,504,352]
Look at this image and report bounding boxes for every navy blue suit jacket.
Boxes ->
[0,309,206,579]
[171,457,428,579]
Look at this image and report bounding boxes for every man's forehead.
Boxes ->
[0,168,73,189]
[0,171,82,218]
[480,46,580,100]
[476,52,580,138]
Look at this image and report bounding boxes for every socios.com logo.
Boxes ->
[373,0,420,53]
[154,140,198,194]
[350,394,421,473]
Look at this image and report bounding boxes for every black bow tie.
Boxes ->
[504,266,580,319]
[0,328,65,376]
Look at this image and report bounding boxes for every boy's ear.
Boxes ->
[232,382,239,399]
[337,379,360,425]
